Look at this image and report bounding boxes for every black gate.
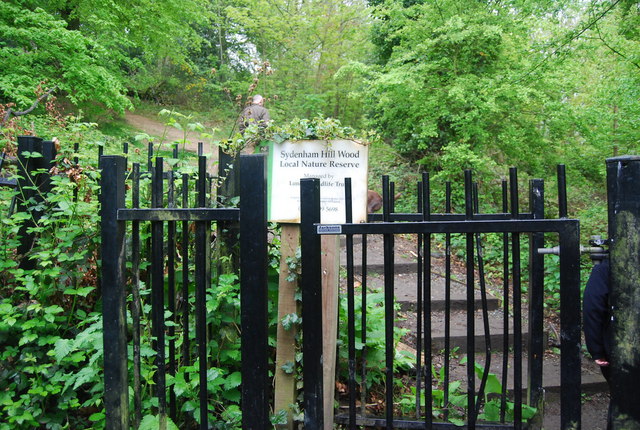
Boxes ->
[299,167,581,430]
[100,154,270,429]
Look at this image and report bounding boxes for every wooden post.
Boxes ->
[322,235,340,430]
[274,224,300,429]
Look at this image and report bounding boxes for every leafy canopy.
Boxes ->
[0,0,211,112]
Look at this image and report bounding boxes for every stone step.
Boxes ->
[396,342,608,395]
[357,272,501,312]
[341,234,502,312]
[341,234,441,275]
[397,309,531,353]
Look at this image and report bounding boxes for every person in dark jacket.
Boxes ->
[237,94,271,154]
[583,259,612,429]
[238,94,270,134]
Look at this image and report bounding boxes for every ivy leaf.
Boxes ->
[280,361,295,374]
[281,312,302,330]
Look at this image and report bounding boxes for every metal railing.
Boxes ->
[100,154,269,430]
[299,166,582,430]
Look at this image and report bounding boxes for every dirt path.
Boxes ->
[124,112,218,159]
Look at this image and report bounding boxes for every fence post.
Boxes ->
[16,135,43,268]
[40,140,57,194]
[100,155,129,430]
[150,157,167,420]
[527,178,545,410]
[239,154,269,430]
[606,155,640,428]
[195,156,210,429]
[558,220,582,430]
[300,178,324,430]
[217,148,241,271]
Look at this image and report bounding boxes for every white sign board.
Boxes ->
[267,139,368,223]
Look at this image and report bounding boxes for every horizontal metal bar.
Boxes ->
[0,178,17,187]
[317,219,578,235]
[538,245,606,255]
[333,414,520,429]
[118,208,239,221]
[0,155,17,166]
[367,212,534,222]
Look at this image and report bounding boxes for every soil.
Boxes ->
[124,112,217,157]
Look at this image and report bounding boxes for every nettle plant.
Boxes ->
[0,114,248,429]
[336,288,414,390]
[0,144,104,429]
[399,360,537,425]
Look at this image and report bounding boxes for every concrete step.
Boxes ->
[397,308,531,353]
[357,271,501,312]
[395,342,608,395]
[341,233,501,311]
[341,234,445,274]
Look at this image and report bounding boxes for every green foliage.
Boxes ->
[0,111,250,428]
[285,247,302,282]
[0,2,131,112]
[1,0,211,113]
[139,414,180,430]
[366,138,422,213]
[224,0,373,124]
[351,0,639,249]
[362,1,555,169]
[0,118,109,428]
[399,360,537,424]
[219,115,379,156]
[269,116,377,144]
[337,288,413,389]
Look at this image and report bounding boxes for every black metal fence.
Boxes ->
[0,136,58,268]
[100,153,269,430]
[97,152,582,429]
[299,167,582,430]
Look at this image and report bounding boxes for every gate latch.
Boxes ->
[537,235,609,263]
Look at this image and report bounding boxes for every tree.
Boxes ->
[0,3,130,112]
[355,0,640,178]
[0,0,211,112]
[223,0,373,124]
[361,1,554,170]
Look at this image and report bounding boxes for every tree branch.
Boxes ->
[595,23,640,71]
[511,0,622,83]
[1,86,57,127]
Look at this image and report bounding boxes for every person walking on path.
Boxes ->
[238,94,270,133]
[583,258,612,430]
[237,94,271,154]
